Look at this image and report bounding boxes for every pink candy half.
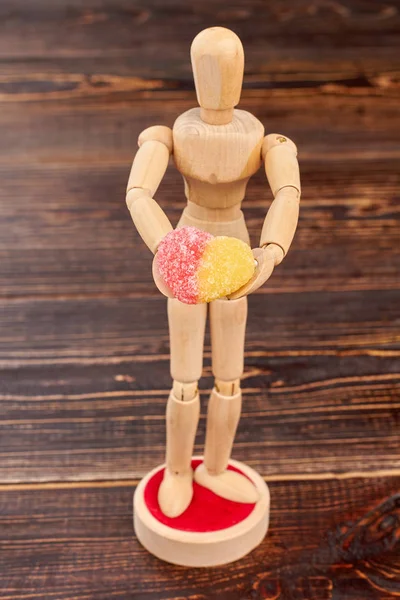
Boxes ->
[156,227,213,304]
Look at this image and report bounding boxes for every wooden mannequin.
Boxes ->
[127,27,300,562]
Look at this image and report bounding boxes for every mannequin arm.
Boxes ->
[126,125,174,253]
[259,133,301,257]
[228,133,300,300]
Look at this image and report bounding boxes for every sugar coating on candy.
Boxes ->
[157,226,212,304]
[197,237,255,303]
[156,226,255,304]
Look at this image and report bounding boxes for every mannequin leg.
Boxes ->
[158,298,207,517]
[194,297,259,503]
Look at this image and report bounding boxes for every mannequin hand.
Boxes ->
[227,244,283,300]
[152,252,174,298]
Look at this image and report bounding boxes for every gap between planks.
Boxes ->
[1,469,400,492]
[1,281,400,304]
[0,348,398,370]
[0,150,399,169]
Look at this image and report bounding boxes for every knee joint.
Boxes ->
[215,378,241,396]
[172,380,198,402]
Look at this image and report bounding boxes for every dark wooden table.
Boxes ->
[1,2,399,599]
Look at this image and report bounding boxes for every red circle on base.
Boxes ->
[143,459,256,532]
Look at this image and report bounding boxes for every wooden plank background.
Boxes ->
[0,1,399,598]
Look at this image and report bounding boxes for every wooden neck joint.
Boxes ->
[200,107,234,125]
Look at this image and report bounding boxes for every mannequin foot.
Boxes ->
[158,468,194,518]
[194,462,259,503]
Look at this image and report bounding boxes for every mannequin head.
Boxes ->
[190,27,244,124]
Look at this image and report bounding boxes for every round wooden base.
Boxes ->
[133,458,270,567]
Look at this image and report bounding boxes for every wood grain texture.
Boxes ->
[0,291,399,482]
[0,0,399,86]
[0,291,400,481]
[0,92,398,162]
[0,0,399,597]
[0,476,399,599]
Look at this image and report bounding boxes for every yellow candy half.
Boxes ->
[197,237,255,303]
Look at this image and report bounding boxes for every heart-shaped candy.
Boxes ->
[156,226,255,304]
